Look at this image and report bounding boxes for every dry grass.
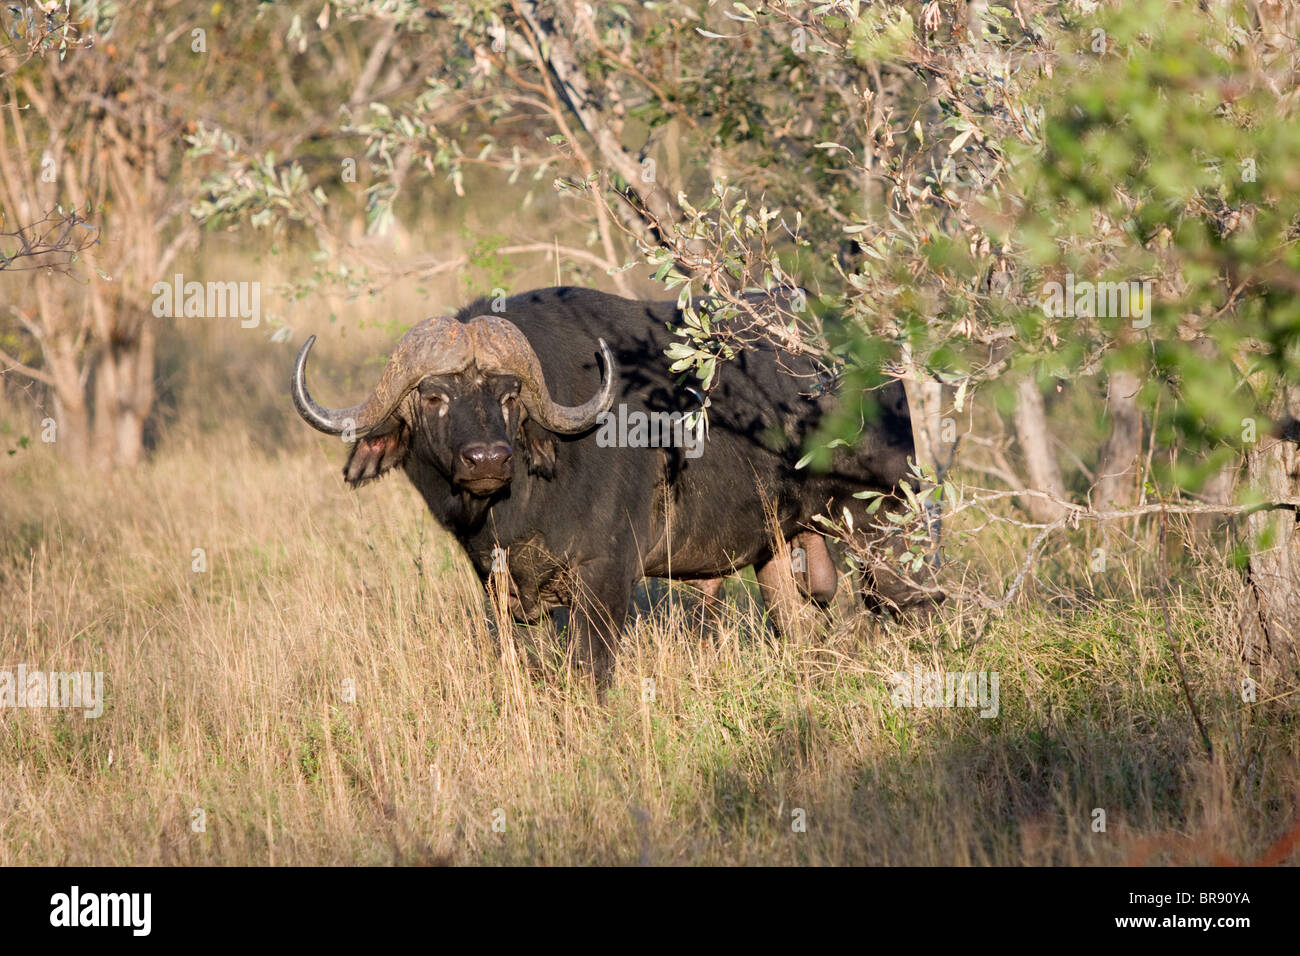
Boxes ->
[1,308,1297,865]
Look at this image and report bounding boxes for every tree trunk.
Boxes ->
[898,339,952,482]
[1237,385,1300,680]
[1013,375,1067,522]
[31,273,93,466]
[1190,336,1236,535]
[91,315,154,470]
[901,376,946,477]
[1194,459,1238,536]
[50,381,91,467]
[1093,368,1143,511]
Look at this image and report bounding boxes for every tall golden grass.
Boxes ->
[1,265,1296,865]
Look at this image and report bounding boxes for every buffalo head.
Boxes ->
[292,315,614,495]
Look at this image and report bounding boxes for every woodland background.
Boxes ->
[1,0,1297,864]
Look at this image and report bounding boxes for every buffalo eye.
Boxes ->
[423,391,450,418]
[500,392,519,417]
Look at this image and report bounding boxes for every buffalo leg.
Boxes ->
[692,577,726,636]
[695,577,724,602]
[755,556,802,636]
[566,561,636,686]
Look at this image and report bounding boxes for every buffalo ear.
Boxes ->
[343,424,410,487]
[521,420,557,480]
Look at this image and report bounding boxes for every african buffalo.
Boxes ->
[291,286,923,683]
